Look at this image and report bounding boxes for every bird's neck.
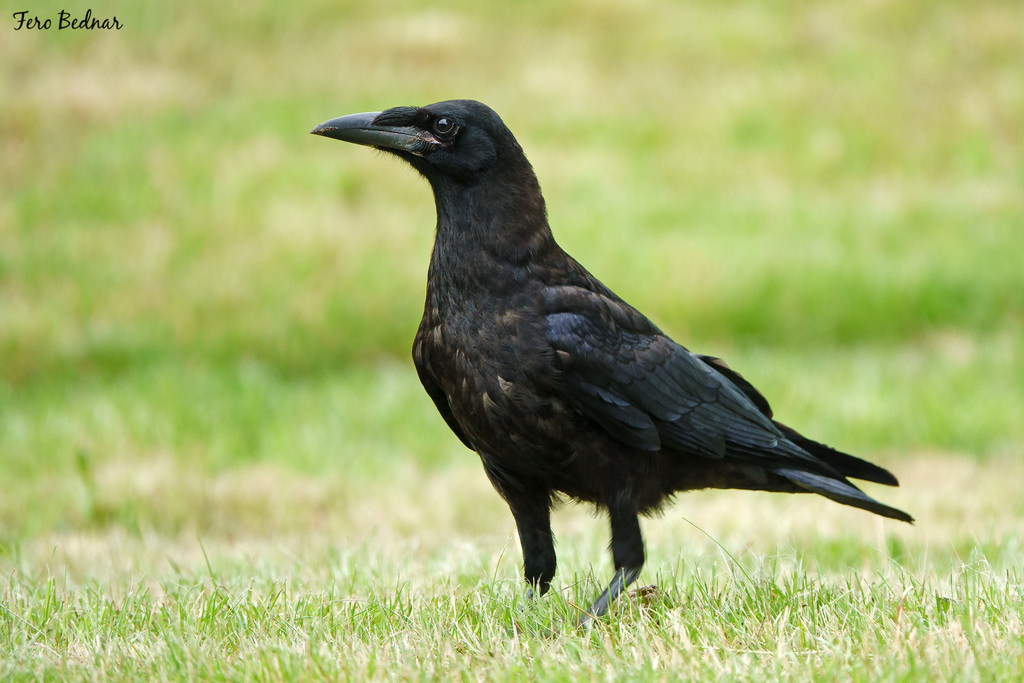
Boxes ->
[425,168,557,308]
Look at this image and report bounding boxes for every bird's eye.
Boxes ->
[432,117,458,138]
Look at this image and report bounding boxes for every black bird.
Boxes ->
[312,100,912,625]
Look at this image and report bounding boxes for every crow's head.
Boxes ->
[312,99,520,184]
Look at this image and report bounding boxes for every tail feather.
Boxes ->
[698,354,902,488]
[697,352,911,521]
[774,467,914,523]
[776,422,900,487]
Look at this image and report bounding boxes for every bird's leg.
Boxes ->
[504,491,565,641]
[506,491,556,599]
[578,501,645,628]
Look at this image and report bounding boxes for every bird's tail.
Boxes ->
[694,354,911,522]
[775,422,900,487]
[772,466,914,523]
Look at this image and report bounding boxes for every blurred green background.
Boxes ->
[1,0,1022,552]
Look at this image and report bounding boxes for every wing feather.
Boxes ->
[543,287,826,471]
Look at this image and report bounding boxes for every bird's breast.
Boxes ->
[418,296,565,455]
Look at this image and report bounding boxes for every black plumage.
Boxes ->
[312,100,912,624]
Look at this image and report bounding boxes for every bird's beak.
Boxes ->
[311,112,424,154]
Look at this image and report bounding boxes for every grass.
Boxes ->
[3,465,1023,680]
[2,0,1023,679]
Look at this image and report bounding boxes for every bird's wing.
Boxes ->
[541,286,819,466]
[540,285,915,522]
[696,355,773,418]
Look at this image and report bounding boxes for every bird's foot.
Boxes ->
[576,566,643,630]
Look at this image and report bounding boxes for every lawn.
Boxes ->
[2,0,1023,680]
